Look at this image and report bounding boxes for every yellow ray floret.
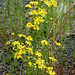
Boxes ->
[6,41,10,45]
[18,34,26,38]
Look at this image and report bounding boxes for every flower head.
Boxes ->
[29,1,38,5]
[6,41,10,45]
[55,42,61,46]
[18,34,26,38]
[25,41,32,46]
[28,62,32,67]
[49,57,57,61]
[39,9,47,17]
[41,40,48,46]
[35,51,42,57]
[50,18,53,20]
[25,4,32,8]
[11,33,15,36]
[26,47,33,55]
[12,41,20,46]
[29,10,39,15]
[14,52,22,59]
[26,22,33,28]
[26,36,33,41]
[32,25,39,30]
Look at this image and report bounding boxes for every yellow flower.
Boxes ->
[46,70,48,73]
[39,49,41,52]
[38,17,45,22]
[25,4,32,8]
[26,22,33,28]
[41,40,48,46]
[33,17,39,25]
[44,1,52,7]
[12,41,20,46]
[11,33,15,36]
[25,41,32,46]
[19,48,26,54]
[29,1,38,5]
[50,18,53,20]
[37,7,41,11]
[49,70,56,75]
[35,51,42,57]
[19,45,26,49]
[55,42,61,46]
[13,47,17,51]
[14,52,22,59]
[38,64,46,70]
[47,67,53,71]
[18,34,26,38]
[44,0,57,7]
[33,17,38,21]
[33,16,44,25]
[31,51,34,55]
[17,45,23,49]
[39,9,47,17]
[36,58,45,65]
[6,41,10,45]
[46,67,55,74]
[51,38,53,40]
[26,47,33,55]
[49,57,57,61]
[28,62,32,67]
[52,1,57,7]
[26,36,33,41]
[32,25,39,30]
[29,10,39,15]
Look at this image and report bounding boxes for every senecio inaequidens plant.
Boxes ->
[6,33,58,75]
[6,0,65,75]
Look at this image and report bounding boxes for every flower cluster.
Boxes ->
[7,34,33,59]
[6,0,59,75]
[41,0,57,7]
[25,1,47,31]
[28,57,56,75]
[6,33,57,75]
